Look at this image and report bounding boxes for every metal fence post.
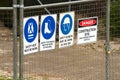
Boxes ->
[106,0,110,80]
[69,0,71,11]
[13,0,18,80]
[19,0,24,79]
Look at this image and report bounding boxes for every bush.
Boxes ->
[110,0,120,37]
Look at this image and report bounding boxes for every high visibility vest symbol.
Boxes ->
[28,23,34,39]
[44,20,52,34]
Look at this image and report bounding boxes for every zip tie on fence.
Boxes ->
[104,42,111,54]
[20,5,24,8]
[13,4,24,8]
[13,4,20,8]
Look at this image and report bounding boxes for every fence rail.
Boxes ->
[0,7,13,10]
[24,0,95,9]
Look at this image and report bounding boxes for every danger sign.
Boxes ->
[77,17,98,44]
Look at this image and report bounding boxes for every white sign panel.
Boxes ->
[23,16,39,55]
[40,14,57,51]
[77,17,98,44]
[59,11,74,48]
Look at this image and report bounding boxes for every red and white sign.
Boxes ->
[79,19,97,27]
[77,17,98,44]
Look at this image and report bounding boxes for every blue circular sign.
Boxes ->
[60,14,72,35]
[24,18,37,43]
[41,16,55,40]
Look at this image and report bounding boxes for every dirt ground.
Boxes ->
[0,26,120,80]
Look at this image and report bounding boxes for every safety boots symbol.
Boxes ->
[44,20,52,34]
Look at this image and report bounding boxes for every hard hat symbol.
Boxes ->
[61,14,73,35]
[63,17,70,24]
[63,17,70,32]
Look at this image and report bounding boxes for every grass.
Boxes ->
[0,76,13,80]
[0,76,33,80]
[0,76,40,80]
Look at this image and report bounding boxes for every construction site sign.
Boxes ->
[23,16,39,55]
[77,17,98,44]
[59,11,75,48]
[40,14,57,51]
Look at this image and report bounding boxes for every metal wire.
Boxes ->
[0,9,13,80]
[1,0,120,80]
[23,0,107,80]
[110,0,120,80]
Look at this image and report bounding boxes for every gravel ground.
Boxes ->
[0,26,120,80]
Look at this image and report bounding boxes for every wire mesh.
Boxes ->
[0,0,120,80]
[110,0,120,80]
[23,0,107,80]
[0,9,13,79]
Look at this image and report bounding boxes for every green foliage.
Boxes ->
[110,0,120,37]
[110,0,120,26]
[0,76,13,80]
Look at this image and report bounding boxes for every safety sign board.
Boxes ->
[59,11,74,48]
[77,17,98,44]
[23,16,39,55]
[40,14,57,51]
